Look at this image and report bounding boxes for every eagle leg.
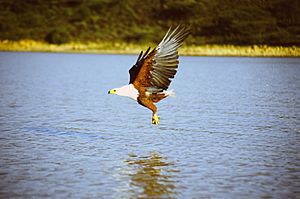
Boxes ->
[138,97,160,125]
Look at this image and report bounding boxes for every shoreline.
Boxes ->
[0,40,299,57]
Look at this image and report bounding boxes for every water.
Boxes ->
[0,52,299,198]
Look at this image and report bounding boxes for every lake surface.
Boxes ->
[0,52,299,198]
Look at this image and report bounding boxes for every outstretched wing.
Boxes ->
[129,26,190,91]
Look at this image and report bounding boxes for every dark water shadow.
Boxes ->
[125,152,180,199]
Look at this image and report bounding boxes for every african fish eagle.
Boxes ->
[108,26,190,125]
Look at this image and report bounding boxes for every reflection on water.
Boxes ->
[126,153,179,199]
[1,53,299,198]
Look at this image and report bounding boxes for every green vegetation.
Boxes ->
[0,0,299,56]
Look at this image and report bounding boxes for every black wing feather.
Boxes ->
[128,26,190,88]
[128,47,151,84]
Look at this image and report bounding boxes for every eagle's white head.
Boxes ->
[108,84,138,101]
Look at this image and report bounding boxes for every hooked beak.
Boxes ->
[108,89,116,94]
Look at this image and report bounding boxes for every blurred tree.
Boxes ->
[0,0,299,45]
[45,27,71,44]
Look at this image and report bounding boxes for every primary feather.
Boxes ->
[130,26,190,91]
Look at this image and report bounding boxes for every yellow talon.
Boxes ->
[152,114,160,125]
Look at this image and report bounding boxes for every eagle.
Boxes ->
[108,26,190,125]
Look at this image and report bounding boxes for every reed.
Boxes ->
[1,40,299,57]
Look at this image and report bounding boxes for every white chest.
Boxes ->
[117,84,139,101]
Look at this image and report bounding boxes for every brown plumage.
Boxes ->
[132,26,190,124]
[109,26,190,125]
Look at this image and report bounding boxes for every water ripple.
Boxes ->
[0,53,299,198]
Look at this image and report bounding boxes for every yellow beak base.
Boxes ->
[108,89,116,94]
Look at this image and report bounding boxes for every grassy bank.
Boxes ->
[1,40,299,57]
